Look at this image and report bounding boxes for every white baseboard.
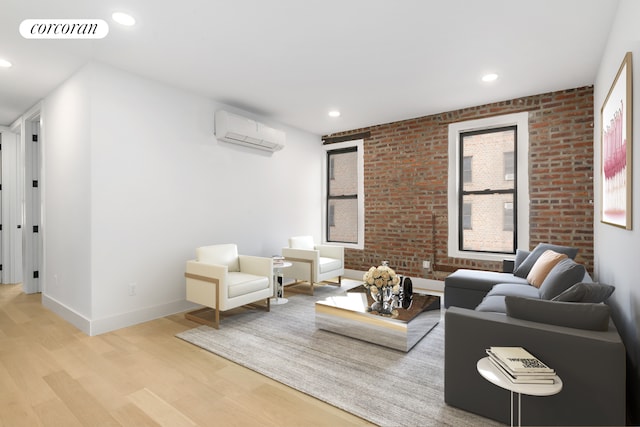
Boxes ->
[42,293,91,335]
[42,293,197,336]
[344,268,444,293]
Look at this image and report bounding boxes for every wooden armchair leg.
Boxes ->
[185,307,220,330]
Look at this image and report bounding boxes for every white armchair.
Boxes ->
[281,236,344,295]
[185,244,273,329]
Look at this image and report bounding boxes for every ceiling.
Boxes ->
[0,0,619,136]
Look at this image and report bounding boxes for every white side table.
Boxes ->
[271,261,292,305]
[477,357,562,427]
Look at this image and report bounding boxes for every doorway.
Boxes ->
[0,106,43,293]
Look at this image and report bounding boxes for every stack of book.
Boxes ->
[272,256,285,266]
[486,346,556,384]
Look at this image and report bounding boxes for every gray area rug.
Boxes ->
[177,285,499,427]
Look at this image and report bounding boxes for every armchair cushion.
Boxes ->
[197,244,240,272]
[228,272,270,298]
[289,236,315,250]
[319,256,342,273]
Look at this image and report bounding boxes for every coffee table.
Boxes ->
[315,285,441,351]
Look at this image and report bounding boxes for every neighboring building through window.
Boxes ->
[448,113,530,262]
[324,140,364,248]
[459,126,517,253]
[503,202,514,232]
[463,156,473,183]
[504,151,515,181]
[462,203,472,230]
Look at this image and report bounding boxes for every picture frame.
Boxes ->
[601,52,633,229]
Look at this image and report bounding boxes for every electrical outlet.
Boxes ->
[422,260,431,270]
[129,282,137,296]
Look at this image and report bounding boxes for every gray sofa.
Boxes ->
[443,244,626,426]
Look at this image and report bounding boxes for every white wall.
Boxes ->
[593,0,640,422]
[41,65,93,327]
[42,61,323,335]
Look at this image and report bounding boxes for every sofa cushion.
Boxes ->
[526,250,568,287]
[487,283,541,299]
[538,258,587,300]
[505,296,611,331]
[513,243,579,278]
[475,295,507,313]
[552,282,615,303]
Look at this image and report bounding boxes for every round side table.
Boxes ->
[271,261,292,305]
[477,356,562,427]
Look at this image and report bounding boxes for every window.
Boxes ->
[463,156,473,183]
[448,113,529,261]
[324,140,364,248]
[459,126,516,253]
[503,202,514,231]
[463,203,472,230]
[504,151,514,181]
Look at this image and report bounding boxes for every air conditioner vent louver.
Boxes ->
[215,110,285,152]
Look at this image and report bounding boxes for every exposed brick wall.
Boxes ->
[324,86,594,278]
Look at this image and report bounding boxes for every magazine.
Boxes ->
[487,347,555,374]
[486,354,556,384]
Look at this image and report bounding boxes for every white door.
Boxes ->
[22,116,42,293]
[0,128,23,284]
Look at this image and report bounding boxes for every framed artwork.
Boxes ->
[601,52,633,229]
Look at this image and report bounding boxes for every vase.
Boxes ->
[369,285,395,315]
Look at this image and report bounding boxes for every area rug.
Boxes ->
[176,285,499,427]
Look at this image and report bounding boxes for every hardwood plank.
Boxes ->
[111,403,162,427]
[127,388,196,427]
[0,283,374,427]
[0,360,42,426]
[43,371,121,427]
[32,397,84,427]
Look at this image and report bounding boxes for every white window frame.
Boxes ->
[322,139,364,250]
[447,112,530,262]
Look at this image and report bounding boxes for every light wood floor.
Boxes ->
[0,283,372,427]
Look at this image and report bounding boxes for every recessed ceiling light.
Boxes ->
[328,110,341,118]
[482,73,499,82]
[0,58,12,68]
[112,12,136,26]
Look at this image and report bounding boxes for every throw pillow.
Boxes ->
[513,243,579,278]
[526,250,568,288]
[552,282,615,303]
[538,258,586,300]
[505,296,611,331]
[513,249,530,272]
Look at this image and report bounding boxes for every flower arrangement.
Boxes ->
[363,263,401,296]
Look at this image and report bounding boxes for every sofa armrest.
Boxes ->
[502,258,515,273]
[444,307,625,426]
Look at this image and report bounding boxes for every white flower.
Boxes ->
[363,263,400,295]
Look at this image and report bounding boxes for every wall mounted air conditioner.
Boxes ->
[215,110,285,152]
